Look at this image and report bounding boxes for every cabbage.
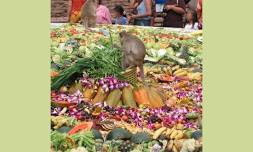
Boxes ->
[54,48,65,55]
[51,41,59,47]
[166,47,175,56]
[52,55,61,64]
[153,44,160,50]
[79,46,86,52]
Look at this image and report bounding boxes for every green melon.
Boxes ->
[106,128,132,141]
[56,126,72,133]
[92,129,103,140]
[130,132,152,144]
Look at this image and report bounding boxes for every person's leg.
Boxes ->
[143,20,151,26]
[134,19,149,26]
[134,19,141,26]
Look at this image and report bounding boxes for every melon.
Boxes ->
[106,128,132,140]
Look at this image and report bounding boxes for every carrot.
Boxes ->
[51,71,59,78]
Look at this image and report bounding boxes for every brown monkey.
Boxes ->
[119,31,146,82]
[80,0,97,28]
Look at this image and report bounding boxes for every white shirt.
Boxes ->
[184,22,199,30]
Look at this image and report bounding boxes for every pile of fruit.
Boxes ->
[50,23,203,152]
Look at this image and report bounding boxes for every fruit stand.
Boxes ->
[50,23,203,152]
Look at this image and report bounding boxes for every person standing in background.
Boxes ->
[184,10,198,30]
[163,0,186,28]
[196,0,202,29]
[70,0,86,23]
[96,0,112,24]
[128,0,153,26]
[112,5,128,25]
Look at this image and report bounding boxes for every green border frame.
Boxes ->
[1,0,253,151]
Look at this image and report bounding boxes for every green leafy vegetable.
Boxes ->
[51,131,73,151]
[71,131,96,152]
[51,39,123,90]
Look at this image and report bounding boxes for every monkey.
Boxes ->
[119,31,146,82]
[80,0,97,28]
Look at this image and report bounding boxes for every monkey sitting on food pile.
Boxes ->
[119,31,146,83]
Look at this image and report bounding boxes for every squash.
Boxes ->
[146,86,164,108]
[122,86,137,108]
[68,122,93,135]
[133,86,151,107]
[106,89,122,107]
[117,100,123,107]
[83,87,96,100]
[93,87,109,103]
[68,83,83,94]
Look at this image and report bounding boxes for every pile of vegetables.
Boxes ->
[51,39,123,90]
[50,23,203,152]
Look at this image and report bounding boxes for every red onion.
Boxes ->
[98,76,129,92]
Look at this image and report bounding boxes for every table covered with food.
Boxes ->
[50,23,203,152]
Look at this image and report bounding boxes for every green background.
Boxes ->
[0,0,253,151]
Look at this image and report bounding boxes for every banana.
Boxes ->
[170,130,179,139]
[168,140,174,151]
[165,67,173,75]
[172,65,180,71]
[153,127,167,139]
[174,130,184,140]
[174,71,188,77]
[165,128,172,136]
[176,124,184,130]
[172,145,178,152]
[167,127,176,137]
[173,69,184,75]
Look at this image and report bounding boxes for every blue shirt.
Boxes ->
[114,16,127,25]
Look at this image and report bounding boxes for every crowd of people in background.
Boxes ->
[70,0,203,30]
